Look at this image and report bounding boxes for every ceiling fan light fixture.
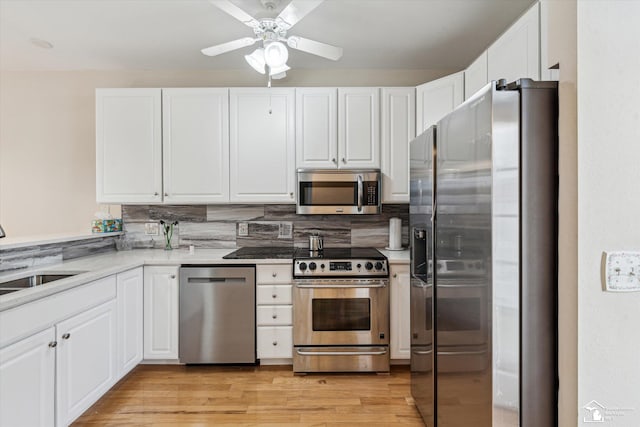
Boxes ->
[244,48,266,74]
[269,63,290,76]
[264,41,288,68]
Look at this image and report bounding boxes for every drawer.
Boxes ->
[256,264,292,284]
[256,285,292,305]
[257,305,292,326]
[257,326,292,359]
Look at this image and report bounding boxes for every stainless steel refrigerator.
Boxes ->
[409,79,558,426]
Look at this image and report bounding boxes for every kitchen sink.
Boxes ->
[0,272,85,295]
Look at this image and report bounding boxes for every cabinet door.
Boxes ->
[338,87,380,168]
[56,300,117,426]
[229,88,296,203]
[143,266,179,360]
[416,72,464,134]
[96,88,162,203]
[0,327,55,427]
[390,266,411,360]
[381,88,415,203]
[487,3,540,83]
[117,267,143,378]
[162,88,230,203]
[465,51,489,101]
[296,88,338,169]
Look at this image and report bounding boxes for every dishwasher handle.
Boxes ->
[186,277,247,284]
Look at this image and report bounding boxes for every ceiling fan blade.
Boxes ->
[275,0,324,30]
[201,37,257,56]
[209,0,260,28]
[287,36,343,61]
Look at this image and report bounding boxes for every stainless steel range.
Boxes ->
[292,247,390,373]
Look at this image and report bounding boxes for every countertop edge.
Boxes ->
[0,248,408,311]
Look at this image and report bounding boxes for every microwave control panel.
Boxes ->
[365,181,378,206]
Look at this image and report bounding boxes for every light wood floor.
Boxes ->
[73,364,425,426]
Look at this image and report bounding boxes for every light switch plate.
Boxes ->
[278,222,293,239]
[144,222,159,235]
[238,222,249,237]
[603,251,640,292]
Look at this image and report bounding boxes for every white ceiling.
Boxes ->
[0,0,536,71]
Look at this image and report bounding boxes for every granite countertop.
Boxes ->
[0,247,409,312]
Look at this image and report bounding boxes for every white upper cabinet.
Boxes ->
[381,88,415,203]
[162,88,229,203]
[229,88,296,203]
[487,3,540,83]
[465,51,489,101]
[416,72,464,134]
[96,88,162,203]
[296,88,338,169]
[338,87,380,169]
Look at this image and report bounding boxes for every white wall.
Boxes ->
[0,67,453,238]
[541,0,578,425]
[577,1,640,425]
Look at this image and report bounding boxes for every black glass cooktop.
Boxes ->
[222,247,386,260]
[294,247,385,260]
[222,247,296,260]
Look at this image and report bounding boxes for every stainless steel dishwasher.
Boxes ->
[179,266,255,364]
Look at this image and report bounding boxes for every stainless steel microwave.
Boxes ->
[296,169,381,214]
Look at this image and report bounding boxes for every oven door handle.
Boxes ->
[296,349,387,356]
[438,349,488,356]
[294,282,387,289]
[357,175,363,212]
[412,349,434,356]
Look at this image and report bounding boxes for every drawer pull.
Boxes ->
[393,273,398,278]
[272,272,277,278]
[272,341,278,346]
[272,314,277,319]
[48,341,57,348]
[62,333,71,340]
[272,294,277,299]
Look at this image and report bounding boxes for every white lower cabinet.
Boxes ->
[256,264,293,362]
[56,299,118,426]
[390,264,411,360]
[143,266,179,360]
[117,267,144,377]
[0,327,56,427]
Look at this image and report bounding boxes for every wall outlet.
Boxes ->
[144,222,159,235]
[603,251,640,292]
[238,222,249,237]
[278,222,293,239]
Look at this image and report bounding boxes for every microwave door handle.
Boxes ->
[357,175,363,212]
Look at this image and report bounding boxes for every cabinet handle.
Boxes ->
[289,192,294,198]
[393,273,398,278]
[48,341,57,348]
[62,333,71,340]
[154,192,159,196]
[341,158,346,164]
[170,275,176,279]
[272,341,278,346]
[164,193,168,197]
[272,314,278,319]
[272,272,277,278]
[272,294,277,299]
[332,158,337,164]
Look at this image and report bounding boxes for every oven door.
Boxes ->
[293,279,389,346]
[437,278,488,346]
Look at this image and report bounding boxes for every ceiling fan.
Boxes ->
[201,0,343,80]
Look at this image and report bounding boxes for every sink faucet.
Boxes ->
[0,224,5,238]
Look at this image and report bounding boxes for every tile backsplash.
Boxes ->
[122,204,409,250]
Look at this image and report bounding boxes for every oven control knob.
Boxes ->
[299,262,307,271]
[320,264,325,269]
[365,262,373,270]
[357,263,362,269]
[375,261,383,270]
[309,262,317,271]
